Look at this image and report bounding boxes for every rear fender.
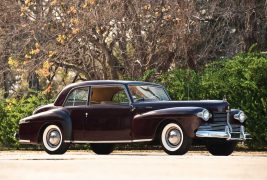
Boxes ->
[19,108,72,143]
[132,107,206,139]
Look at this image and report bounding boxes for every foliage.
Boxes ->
[0,93,51,149]
[157,69,201,100]
[200,53,267,149]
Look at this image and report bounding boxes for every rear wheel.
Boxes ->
[160,123,192,155]
[90,143,114,155]
[42,125,69,155]
[206,140,237,156]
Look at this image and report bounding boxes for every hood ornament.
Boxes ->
[223,95,227,101]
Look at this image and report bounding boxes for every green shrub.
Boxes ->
[200,53,267,149]
[157,69,201,100]
[0,93,51,149]
[0,100,8,149]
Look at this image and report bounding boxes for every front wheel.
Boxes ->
[160,123,192,155]
[206,140,237,156]
[90,143,114,155]
[42,125,69,155]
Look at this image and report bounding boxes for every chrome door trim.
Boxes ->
[64,139,152,143]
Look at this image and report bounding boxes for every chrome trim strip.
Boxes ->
[226,110,232,132]
[64,139,153,143]
[19,119,31,124]
[19,140,31,143]
[132,139,153,142]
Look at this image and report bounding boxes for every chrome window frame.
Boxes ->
[62,85,90,107]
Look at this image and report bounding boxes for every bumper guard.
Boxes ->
[196,125,251,141]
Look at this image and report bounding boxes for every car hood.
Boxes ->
[133,100,229,113]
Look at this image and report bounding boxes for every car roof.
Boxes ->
[54,80,164,106]
[64,80,162,88]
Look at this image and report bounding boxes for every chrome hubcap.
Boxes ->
[47,130,61,147]
[167,129,181,146]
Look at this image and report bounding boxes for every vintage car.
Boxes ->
[17,80,250,155]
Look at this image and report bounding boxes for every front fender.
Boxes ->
[132,107,206,139]
[19,108,72,144]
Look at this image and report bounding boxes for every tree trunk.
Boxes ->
[28,72,40,90]
[3,71,9,98]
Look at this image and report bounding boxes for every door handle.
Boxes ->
[85,112,88,118]
[130,105,136,112]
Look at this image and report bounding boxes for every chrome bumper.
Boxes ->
[196,125,251,141]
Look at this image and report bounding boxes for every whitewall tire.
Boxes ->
[161,123,192,155]
[42,125,69,154]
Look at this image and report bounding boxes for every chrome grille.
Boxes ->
[198,112,242,132]
[198,124,226,131]
[212,112,227,123]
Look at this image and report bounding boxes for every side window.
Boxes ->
[64,87,89,106]
[112,90,129,104]
[90,86,129,105]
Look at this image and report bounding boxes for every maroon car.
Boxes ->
[17,80,250,155]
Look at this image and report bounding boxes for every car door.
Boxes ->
[84,85,133,141]
[64,86,90,141]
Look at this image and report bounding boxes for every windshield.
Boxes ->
[128,85,170,102]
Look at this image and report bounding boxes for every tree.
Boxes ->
[0,0,266,98]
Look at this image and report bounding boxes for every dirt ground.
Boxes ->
[1,150,267,180]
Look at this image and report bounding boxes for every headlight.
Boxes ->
[197,109,212,121]
[234,111,247,123]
